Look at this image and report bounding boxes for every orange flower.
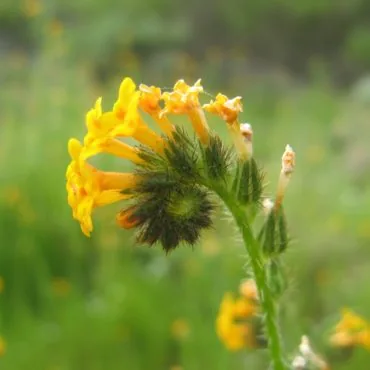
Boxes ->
[216,291,258,351]
[66,139,135,236]
[161,79,209,145]
[330,309,370,350]
[203,93,242,124]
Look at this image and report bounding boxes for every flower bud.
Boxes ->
[233,158,263,205]
[275,144,295,209]
[116,206,139,229]
[240,123,253,158]
[258,205,288,256]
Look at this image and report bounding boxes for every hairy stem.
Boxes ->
[212,183,286,370]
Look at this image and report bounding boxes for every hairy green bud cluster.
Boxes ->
[123,127,267,252]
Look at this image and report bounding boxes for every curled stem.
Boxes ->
[211,183,286,370]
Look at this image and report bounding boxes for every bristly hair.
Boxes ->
[232,158,264,205]
[200,134,234,181]
[125,127,218,252]
[257,205,289,256]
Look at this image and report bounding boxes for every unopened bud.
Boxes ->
[275,144,295,209]
[116,206,139,229]
[282,144,295,175]
[240,123,253,157]
[258,205,288,256]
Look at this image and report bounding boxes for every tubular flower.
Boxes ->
[112,78,164,151]
[66,138,135,236]
[161,79,210,145]
[330,309,370,350]
[139,84,174,137]
[83,97,142,163]
[203,93,248,160]
[66,77,267,251]
[203,93,242,124]
[216,291,259,351]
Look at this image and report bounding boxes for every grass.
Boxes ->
[1,45,370,369]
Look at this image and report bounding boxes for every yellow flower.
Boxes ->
[113,77,137,120]
[119,91,164,151]
[330,309,370,350]
[111,79,164,151]
[66,138,135,236]
[216,292,258,351]
[162,79,203,114]
[139,84,174,136]
[203,93,249,160]
[139,84,162,115]
[161,79,209,145]
[84,97,141,159]
[203,93,242,124]
[66,77,255,238]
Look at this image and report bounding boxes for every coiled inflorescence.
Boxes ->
[66,78,293,253]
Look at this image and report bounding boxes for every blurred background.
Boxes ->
[1,0,370,369]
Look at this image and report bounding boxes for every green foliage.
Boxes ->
[1,39,370,369]
[1,0,370,82]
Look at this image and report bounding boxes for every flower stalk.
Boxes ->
[211,183,287,370]
[66,77,294,368]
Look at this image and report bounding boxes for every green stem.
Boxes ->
[213,184,286,370]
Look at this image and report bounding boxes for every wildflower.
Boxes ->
[113,89,163,151]
[203,93,242,124]
[203,94,248,160]
[330,309,370,350]
[66,77,264,250]
[83,97,142,163]
[216,287,261,351]
[66,138,134,236]
[139,84,174,136]
[161,79,210,145]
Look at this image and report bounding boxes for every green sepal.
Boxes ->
[232,158,263,205]
[199,134,233,181]
[258,206,289,256]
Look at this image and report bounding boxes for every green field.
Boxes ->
[1,2,370,369]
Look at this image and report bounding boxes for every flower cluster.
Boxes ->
[216,279,264,351]
[66,78,246,244]
[330,309,370,350]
